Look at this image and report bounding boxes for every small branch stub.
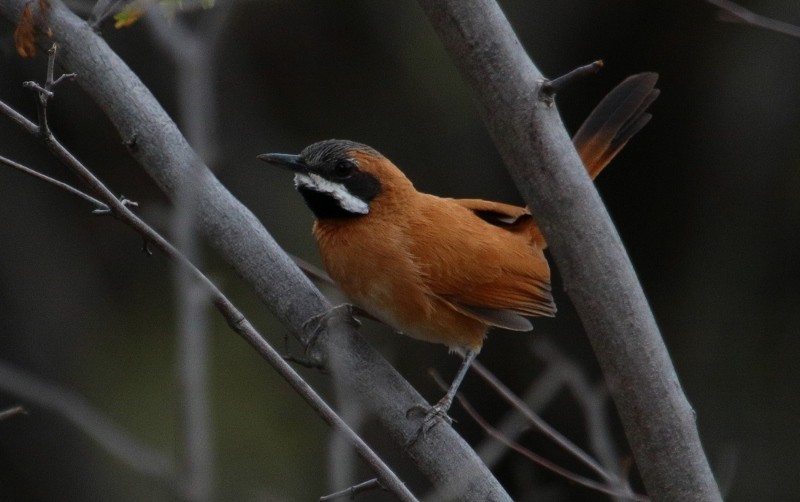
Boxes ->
[540,60,604,105]
[23,44,77,138]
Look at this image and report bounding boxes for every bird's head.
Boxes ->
[258,139,411,219]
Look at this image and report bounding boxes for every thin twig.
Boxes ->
[319,478,384,501]
[23,44,75,138]
[0,72,417,502]
[88,0,126,29]
[530,339,626,484]
[431,372,648,502]
[0,153,108,210]
[415,2,720,498]
[470,359,615,484]
[707,0,800,39]
[0,404,28,421]
[0,359,176,485]
[145,8,234,500]
[0,2,511,498]
[541,60,604,101]
[0,137,418,502]
[473,362,563,468]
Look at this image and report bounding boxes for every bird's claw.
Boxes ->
[286,304,361,369]
[407,397,454,441]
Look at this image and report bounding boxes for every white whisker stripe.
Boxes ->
[294,173,370,215]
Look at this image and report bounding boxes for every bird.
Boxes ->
[258,73,659,429]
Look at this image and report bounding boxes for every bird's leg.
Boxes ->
[408,349,478,435]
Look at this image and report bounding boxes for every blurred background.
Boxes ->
[0,0,798,500]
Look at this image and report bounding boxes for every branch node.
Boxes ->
[22,81,53,99]
[23,43,75,139]
[124,132,139,151]
[540,60,604,104]
[119,196,139,209]
[52,73,78,87]
[92,195,139,216]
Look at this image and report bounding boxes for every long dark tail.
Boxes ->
[572,73,660,179]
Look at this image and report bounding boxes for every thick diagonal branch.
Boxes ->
[0,1,510,499]
[415,1,721,500]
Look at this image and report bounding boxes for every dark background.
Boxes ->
[0,0,798,500]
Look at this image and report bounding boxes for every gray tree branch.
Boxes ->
[0,359,177,486]
[145,6,236,500]
[414,0,721,500]
[0,102,417,501]
[0,0,511,499]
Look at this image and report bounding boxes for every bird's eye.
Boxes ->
[333,160,355,178]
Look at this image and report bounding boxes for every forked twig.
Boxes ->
[431,371,648,501]
[0,45,417,502]
[23,44,76,138]
[470,359,614,483]
[0,152,107,210]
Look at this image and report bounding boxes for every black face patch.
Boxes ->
[342,171,381,204]
[294,139,383,219]
[297,187,363,219]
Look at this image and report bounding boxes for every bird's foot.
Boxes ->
[284,304,361,369]
[406,396,454,441]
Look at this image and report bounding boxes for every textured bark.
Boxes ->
[0,0,511,499]
[415,1,722,500]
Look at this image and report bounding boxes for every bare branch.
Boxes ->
[470,360,615,484]
[143,7,236,500]
[88,0,126,29]
[475,341,632,497]
[530,339,626,483]
[433,371,649,502]
[0,405,27,421]
[0,359,176,485]
[473,362,563,469]
[0,44,415,499]
[541,60,604,102]
[0,123,419,502]
[319,478,384,501]
[0,152,108,210]
[23,44,76,138]
[0,1,512,498]
[708,0,800,39]
[414,1,721,499]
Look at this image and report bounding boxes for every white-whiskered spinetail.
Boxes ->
[258,73,659,427]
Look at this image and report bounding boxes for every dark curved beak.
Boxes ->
[257,153,308,173]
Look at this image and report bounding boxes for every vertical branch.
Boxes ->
[146,5,235,501]
[0,1,517,498]
[415,0,721,500]
[0,359,176,484]
[326,391,366,494]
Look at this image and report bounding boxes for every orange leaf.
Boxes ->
[13,3,36,58]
